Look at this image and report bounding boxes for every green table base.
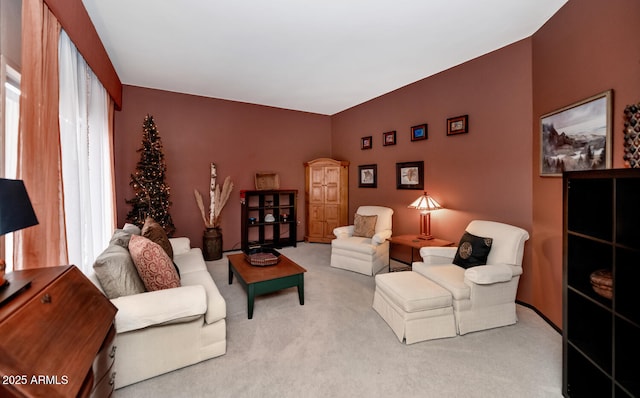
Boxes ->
[229,262,304,319]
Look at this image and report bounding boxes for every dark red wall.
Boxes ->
[530,0,640,327]
[114,86,331,251]
[331,38,535,310]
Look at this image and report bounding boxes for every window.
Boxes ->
[1,60,20,272]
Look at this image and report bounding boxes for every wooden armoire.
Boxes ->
[304,158,349,243]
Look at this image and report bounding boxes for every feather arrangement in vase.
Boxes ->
[194,163,234,228]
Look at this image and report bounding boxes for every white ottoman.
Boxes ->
[373,271,456,344]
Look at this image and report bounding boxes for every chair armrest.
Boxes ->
[464,264,518,284]
[111,285,207,333]
[333,225,354,239]
[372,230,392,245]
[419,246,457,264]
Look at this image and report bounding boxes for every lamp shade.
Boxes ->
[408,192,442,212]
[0,178,39,236]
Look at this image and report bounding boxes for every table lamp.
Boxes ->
[0,178,39,286]
[407,191,442,240]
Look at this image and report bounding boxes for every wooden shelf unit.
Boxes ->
[563,168,640,397]
[240,189,298,251]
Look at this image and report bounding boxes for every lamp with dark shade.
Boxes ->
[0,178,39,286]
[407,191,442,240]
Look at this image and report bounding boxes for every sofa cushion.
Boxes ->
[110,285,207,333]
[93,242,146,299]
[453,232,493,269]
[142,217,173,259]
[169,237,192,256]
[353,214,377,238]
[129,235,181,291]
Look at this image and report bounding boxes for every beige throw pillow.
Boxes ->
[353,214,378,238]
[93,242,146,299]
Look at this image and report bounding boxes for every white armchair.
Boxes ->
[330,206,394,275]
[412,220,529,335]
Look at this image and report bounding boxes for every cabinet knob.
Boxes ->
[109,372,116,386]
[41,293,52,304]
[110,345,117,358]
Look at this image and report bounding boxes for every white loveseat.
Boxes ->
[89,236,227,389]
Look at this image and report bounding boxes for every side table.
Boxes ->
[388,235,454,272]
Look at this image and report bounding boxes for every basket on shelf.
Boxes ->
[589,268,613,299]
[255,172,280,190]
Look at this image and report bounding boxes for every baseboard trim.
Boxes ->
[516,300,561,334]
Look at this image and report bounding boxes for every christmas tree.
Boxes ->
[125,114,176,236]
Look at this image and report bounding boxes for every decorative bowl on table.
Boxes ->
[589,268,613,299]
[244,247,281,267]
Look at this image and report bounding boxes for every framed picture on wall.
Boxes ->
[396,161,424,189]
[383,131,396,146]
[361,136,372,150]
[411,124,428,141]
[447,115,468,135]
[358,164,377,188]
[540,90,612,176]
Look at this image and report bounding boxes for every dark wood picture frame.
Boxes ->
[411,124,428,141]
[358,164,377,188]
[361,136,372,150]
[447,115,468,135]
[540,89,612,176]
[383,131,396,146]
[396,161,424,190]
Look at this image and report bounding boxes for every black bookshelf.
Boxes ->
[563,169,640,397]
[240,189,297,251]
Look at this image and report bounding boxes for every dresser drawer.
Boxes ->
[91,362,115,398]
[92,325,116,384]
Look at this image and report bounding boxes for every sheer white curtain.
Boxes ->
[58,30,114,274]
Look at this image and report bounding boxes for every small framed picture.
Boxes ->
[411,124,428,141]
[383,131,396,146]
[361,136,372,150]
[396,161,424,190]
[447,115,468,135]
[358,164,377,188]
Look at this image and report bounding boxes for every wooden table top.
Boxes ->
[388,235,454,250]
[227,253,306,284]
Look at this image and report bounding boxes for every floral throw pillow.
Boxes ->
[129,234,180,291]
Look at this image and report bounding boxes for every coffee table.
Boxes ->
[227,252,307,319]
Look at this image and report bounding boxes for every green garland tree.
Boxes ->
[125,114,176,235]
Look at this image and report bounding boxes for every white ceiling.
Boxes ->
[81,0,567,115]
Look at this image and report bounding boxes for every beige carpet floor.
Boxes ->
[114,242,562,398]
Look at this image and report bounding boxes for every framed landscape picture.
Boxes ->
[358,164,377,188]
[396,161,424,190]
[540,90,612,176]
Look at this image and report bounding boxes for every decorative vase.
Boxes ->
[203,227,223,261]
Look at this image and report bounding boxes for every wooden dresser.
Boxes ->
[0,266,117,397]
[304,158,349,243]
